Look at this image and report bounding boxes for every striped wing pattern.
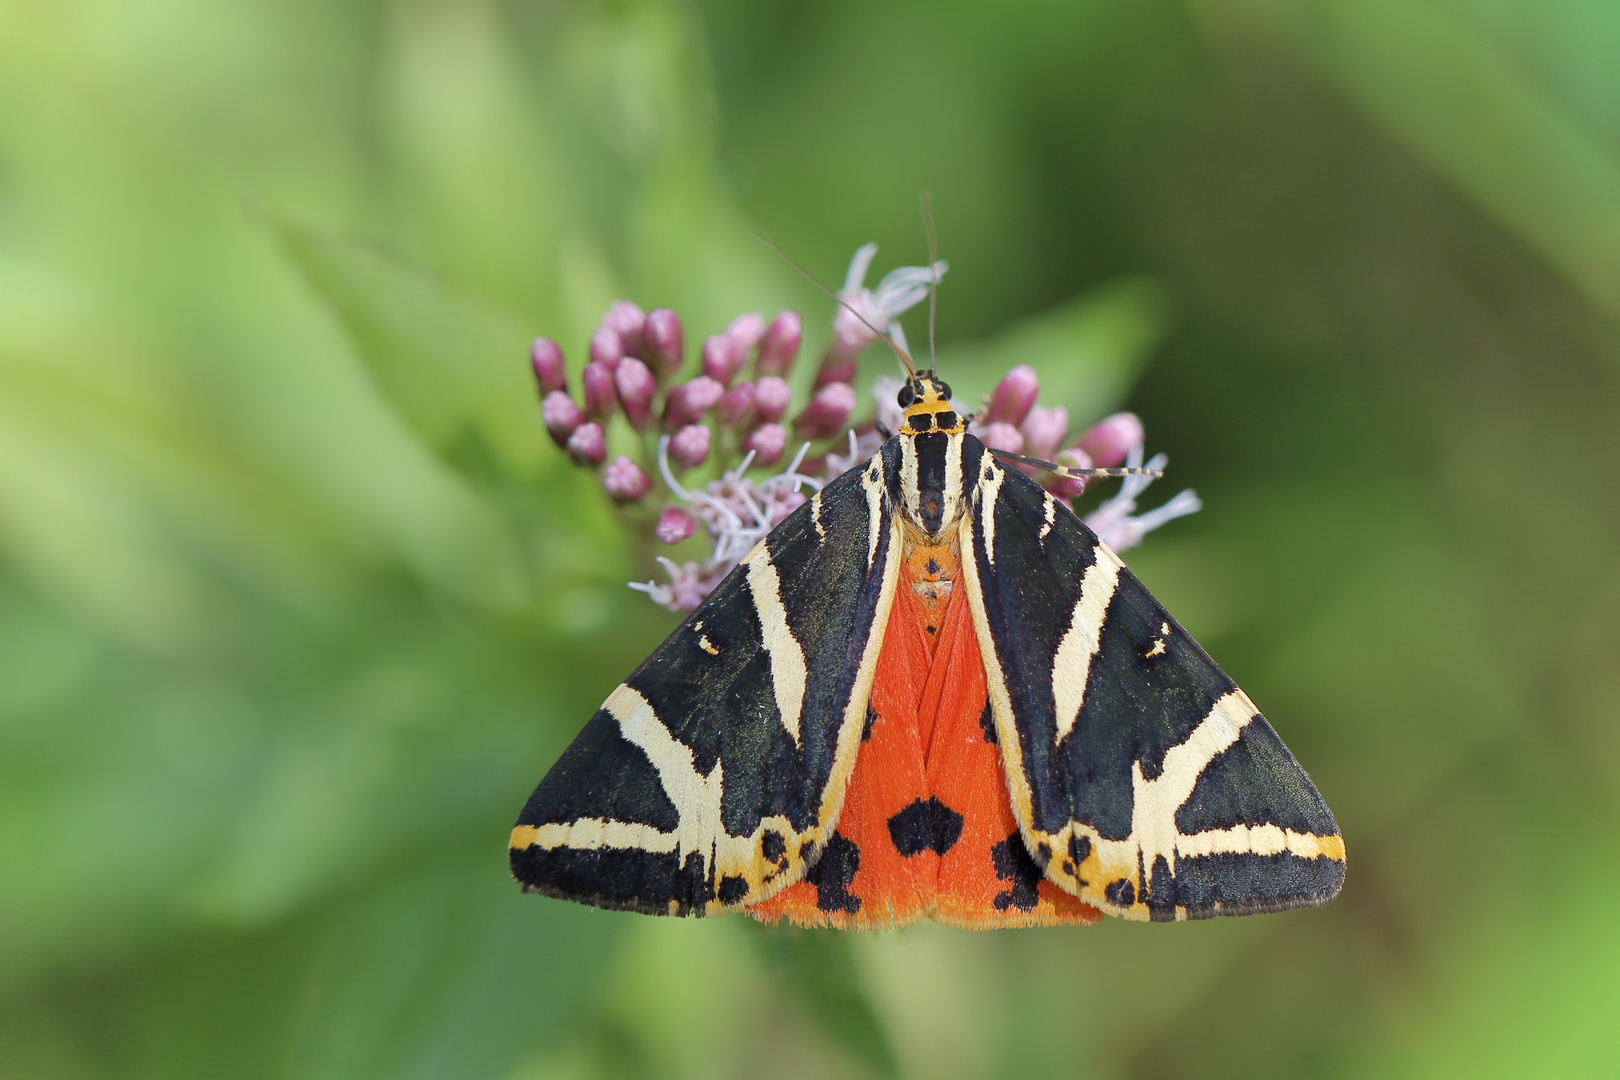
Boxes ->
[959,446,1345,920]
[509,455,901,915]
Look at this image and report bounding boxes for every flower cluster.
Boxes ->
[530,246,1199,612]
[534,301,810,499]
[966,367,1201,551]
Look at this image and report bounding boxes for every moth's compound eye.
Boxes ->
[897,383,917,408]
[937,381,952,400]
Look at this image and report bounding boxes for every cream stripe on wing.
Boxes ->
[605,683,724,866]
[1051,543,1125,746]
[512,819,679,853]
[743,543,807,747]
[978,461,1006,566]
[941,431,964,528]
[1174,824,1346,862]
[863,461,886,569]
[1128,690,1256,882]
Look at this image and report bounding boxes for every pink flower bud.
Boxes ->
[542,390,584,447]
[726,312,767,354]
[662,376,725,431]
[669,424,712,469]
[794,381,857,440]
[655,506,699,544]
[701,334,747,386]
[1047,447,1093,499]
[1076,411,1144,468]
[566,421,607,466]
[643,308,684,378]
[755,310,802,377]
[715,380,758,429]
[531,338,567,394]
[602,455,651,503]
[754,376,792,422]
[602,300,645,358]
[1020,404,1069,461]
[977,421,1025,455]
[614,358,657,430]
[814,348,857,390]
[582,360,618,421]
[985,365,1039,426]
[589,326,624,370]
[742,421,787,466]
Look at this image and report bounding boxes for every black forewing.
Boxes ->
[962,444,1343,920]
[511,455,898,915]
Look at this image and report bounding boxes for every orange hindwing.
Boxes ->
[749,526,1101,928]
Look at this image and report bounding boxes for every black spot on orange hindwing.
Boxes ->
[887,797,966,857]
[862,701,878,741]
[761,829,786,867]
[805,834,862,913]
[978,701,997,744]
[990,832,1042,912]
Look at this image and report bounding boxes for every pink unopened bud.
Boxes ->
[669,424,712,469]
[977,421,1025,455]
[794,381,857,440]
[701,334,747,386]
[643,308,685,378]
[985,365,1039,426]
[726,312,767,354]
[602,455,651,503]
[1076,411,1144,468]
[589,326,624,370]
[614,358,657,430]
[602,300,646,358]
[755,310,802,377]
[531,338,567,394]
[754,376,792,422]
[662,376,725,431]
[742,421,788,466]
[715,381,758,429]
[814,348,857,390]
[1021,404,1069,461]
[566,421,607,466]
[655,506,699,544]
[1047,448,1093,499]
[542,390,585,447]
[582,360,618,421]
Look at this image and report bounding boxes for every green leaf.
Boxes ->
[130,848,626,1080]
[1214,0,1620,325]
[752,924,899,1079]
[264,211,547,486]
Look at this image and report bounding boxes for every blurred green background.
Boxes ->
[5,0,1620,1077]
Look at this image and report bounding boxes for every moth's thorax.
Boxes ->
[896,430,968,537]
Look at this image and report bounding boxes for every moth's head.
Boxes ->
[896,373,966,437]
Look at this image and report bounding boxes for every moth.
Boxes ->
[510,358,1344,926]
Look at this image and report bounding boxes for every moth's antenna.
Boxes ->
[756,234,916,378]
[986,446,1163,479]
[921,191,939,375]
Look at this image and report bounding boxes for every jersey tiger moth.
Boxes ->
[510,368,1344,927]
